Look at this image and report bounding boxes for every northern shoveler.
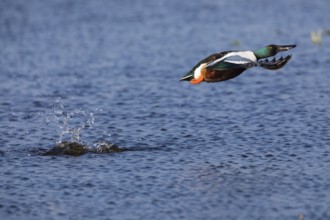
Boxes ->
[180,44,296,84]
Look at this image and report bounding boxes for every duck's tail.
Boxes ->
[257,55,292,70]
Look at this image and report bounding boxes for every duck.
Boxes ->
[180,44,296,84]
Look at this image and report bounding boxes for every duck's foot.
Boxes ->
[190,75,204,84]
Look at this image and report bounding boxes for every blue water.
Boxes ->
[1,0,330,219]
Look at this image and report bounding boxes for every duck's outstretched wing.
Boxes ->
[206,55,257,71]
[257,55,292,70]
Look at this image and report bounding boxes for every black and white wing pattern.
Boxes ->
[206,51,257,71]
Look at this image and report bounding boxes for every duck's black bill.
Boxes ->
[275,44,296,52]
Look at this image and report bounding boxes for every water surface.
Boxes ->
[1,0,330,219]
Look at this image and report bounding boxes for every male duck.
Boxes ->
[180,44,296,84]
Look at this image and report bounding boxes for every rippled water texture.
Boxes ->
[1,0,330,219]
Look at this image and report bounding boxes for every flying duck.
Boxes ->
[180,44,296,84]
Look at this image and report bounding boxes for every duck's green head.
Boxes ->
[254,44,296,59]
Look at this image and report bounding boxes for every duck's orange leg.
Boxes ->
[190,75,204,84]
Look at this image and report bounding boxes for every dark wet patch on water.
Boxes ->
[32,141,125,156]
[31,141,168,157]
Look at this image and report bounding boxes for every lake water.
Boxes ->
[1,0,330,219]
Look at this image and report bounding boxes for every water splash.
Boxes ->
[43,98,96,144]
[57,110,94,143]
[56,111,95,144]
